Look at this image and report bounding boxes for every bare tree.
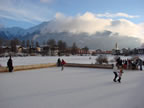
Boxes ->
[57,40,67,55]
[36,41,40,47]
[21,40,25,47]
[31,40,34,48]
[10,38,20,52]
[43,40,46,46]
[71,42,78,55]
[47,39,56,48]
[26,40,30,48]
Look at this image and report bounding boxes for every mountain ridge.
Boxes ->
[0,21,141,49]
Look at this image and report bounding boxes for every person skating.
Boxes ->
[57,58,61,67]
[7,56,13,72]
[117,66,123,83]
[61,59,66,71]
[138,58,143,71]
[113,63,118,82]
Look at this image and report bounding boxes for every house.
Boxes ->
[50,45,59,56]
[137,48,144,54]
[121,48,130,55]
[105,50,112,54]
[96,49,103,54]
[16,45,23,53]
[40,45,59,56]
[1,46,11,53]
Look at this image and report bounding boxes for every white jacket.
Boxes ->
[113,64,118,73]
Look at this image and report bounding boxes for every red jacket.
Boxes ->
[61,60,66,65]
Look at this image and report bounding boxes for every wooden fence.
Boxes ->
[0,63,57,73]
[65,63,113,69]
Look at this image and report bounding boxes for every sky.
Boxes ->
[0,0,144,43]
[0,0,144,28]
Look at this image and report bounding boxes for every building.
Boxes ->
[112,43,121,55]
[137,48,144,54]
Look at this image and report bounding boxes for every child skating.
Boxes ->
[117,66,123,83]
[113,63,118,82]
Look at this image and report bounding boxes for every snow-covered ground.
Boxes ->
[0,67,144,108]
[0,55,143,66]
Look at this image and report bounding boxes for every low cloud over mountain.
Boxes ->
[0,12,143,49]
[41,12,144,41]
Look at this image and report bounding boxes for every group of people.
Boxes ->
[116,57,143,70]
[6,56,66,72]
[113,57,143,83]
[6,56,143,83]
[57,58,66,71]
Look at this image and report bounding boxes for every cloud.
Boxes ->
[96,12,139,18]
[0,0,53,24]
[40,0,53,3]
[41,12,144,43]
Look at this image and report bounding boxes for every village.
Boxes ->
[0,40,144,57]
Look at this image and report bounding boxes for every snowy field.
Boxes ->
[0,67,144,108]
[0,55,143,66]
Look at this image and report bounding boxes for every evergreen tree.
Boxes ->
[47,39,56,48]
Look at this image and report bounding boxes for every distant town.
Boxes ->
[0,38,144,57]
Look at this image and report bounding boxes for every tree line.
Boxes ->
[0,38,89,55]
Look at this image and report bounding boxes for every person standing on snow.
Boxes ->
[7,56,13,72]
[113,63,118,82]
[57,58,61,67]
[61,59,66,71]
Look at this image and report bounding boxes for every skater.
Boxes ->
[117,66,123,83]
[113,63,118,82]
[61,59,66,71]
[138,58,143,71]
[57,58,61,67]
[7,56,13,72]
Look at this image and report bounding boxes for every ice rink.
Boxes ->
[0,66,144,108]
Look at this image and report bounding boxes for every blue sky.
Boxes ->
[0,0,144,28]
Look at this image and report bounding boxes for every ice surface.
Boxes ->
[0,66,144,108]
[0,56,144,108]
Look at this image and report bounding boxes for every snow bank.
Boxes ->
[1,55,144,67]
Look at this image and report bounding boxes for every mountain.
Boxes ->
[0,22,49,39]
[0,27,25,39]
[23,30,141,49]
[0,21,141,49]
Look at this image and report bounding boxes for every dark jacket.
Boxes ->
[7,58,13,72]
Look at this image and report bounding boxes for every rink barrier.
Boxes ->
[65,63,113,69]
[0,63,57,73]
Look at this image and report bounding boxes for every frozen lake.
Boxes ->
[0,55,144,108]
[0,67,144,108]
